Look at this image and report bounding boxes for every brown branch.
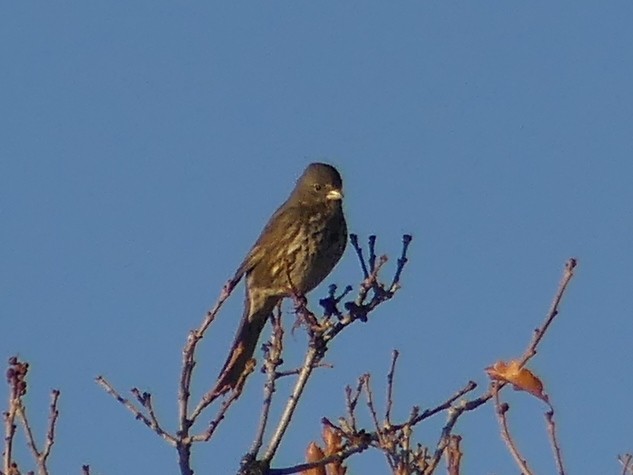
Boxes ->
[493,385,533,475]
[249,309,285,458]
[16,390,60,475]
[345,377,365,433]
[3,394,18,475]
[191,389,242,442]
[274,363,333,378]
[396,380,478,430]
[385,350,399,426]
[389,234,412,292]
[445,435,462,475]
[545,408,566,475]
[95,376,176,445]
[40,390,60,466]
[96,276,238,475]
[180,279,236,426]
[518,257,577,367]
[363,374,395,472]
[349,234,370,279]
[619,454,633,475]
[450,258,579,426]
[423,397,475,475]
[130,388,173,442]
[2,359,60,475]
[4,357,27,475]
[263,346,320,463]
[269,444,368,475]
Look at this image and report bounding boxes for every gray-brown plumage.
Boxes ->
[215,163,347,392]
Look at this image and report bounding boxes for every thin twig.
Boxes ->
[263,347,320,462]
[395,380,478,430]
[363,374,396,472]
[274,362,333,378]
[4,357,27,475]
[518,258,577,367]
[191,389,242,442]
[619,454,633,475]
[345,377,365,432]
[40,390,60,467]
[453,258,580,425]
[179,279,236,429]
[423,397,475,475]
[390,234,412,292]
[4,399,18,475]
[16,390,61,475]
[385,350,399,425]
[493,385,533,475]
[95,376,176,445]
[349,234,370,279]
[368,235,377,272]
[269,444,369,475]
[17,401,42,462]
[249,310,284,457]
[545,409,566,475]
[130,389,173,441]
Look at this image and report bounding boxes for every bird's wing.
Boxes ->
[232,199,302,282]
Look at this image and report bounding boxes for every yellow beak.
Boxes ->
[326,189,344,200]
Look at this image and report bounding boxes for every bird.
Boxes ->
[215,162,347,393]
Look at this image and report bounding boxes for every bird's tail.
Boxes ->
[214,296,278,394]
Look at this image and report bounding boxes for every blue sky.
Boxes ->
[2,2,632,474]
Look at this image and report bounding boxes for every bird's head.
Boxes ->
[293,162,344,206]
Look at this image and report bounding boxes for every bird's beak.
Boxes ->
[326,189,344,200]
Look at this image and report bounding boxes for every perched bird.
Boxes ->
[215,162,347,392]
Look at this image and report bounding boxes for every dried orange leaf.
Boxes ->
[322,425,343,455]
[303,442,326,475]
[486,360,548,401]
[321,425,347,475]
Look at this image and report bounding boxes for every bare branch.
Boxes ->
[518,257,577,367]
[4,357,27,475]
[619,454,633,475]
[385,350,399,426]
[40,390,60,466]
[269,444,368,475]
[389,234,412,292]
[493,385,533,475]
[191,389,242,442]
[95,376,176,446]
[180,279,237,428]
[3,358,61,475]
[545,409,566,475]
[349,234,370,279]
[263,346,320,462]
[249,309,285,458]
[444,435,462,475]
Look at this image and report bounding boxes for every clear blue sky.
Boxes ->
[2,2,632,474]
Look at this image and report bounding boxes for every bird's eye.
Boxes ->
[313,183,322,192]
